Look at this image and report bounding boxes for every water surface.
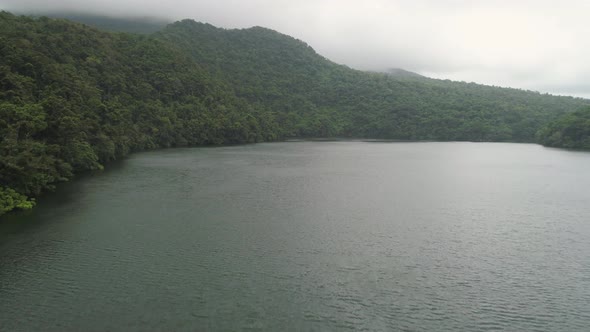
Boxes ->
[1,142,590,331]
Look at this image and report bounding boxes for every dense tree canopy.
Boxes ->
[537,107,590,149]
[0,12,281,215]
[0,12,589,215]
[157,20,589,141]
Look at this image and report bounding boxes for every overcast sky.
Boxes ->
[2,0,589,98]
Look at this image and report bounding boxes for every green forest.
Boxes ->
[537,107,590,149]
[1,11,589,215]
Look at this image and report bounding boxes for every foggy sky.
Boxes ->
[2,0,589,98]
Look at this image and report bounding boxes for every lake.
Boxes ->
[1,142,589,331]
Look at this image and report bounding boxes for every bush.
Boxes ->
[0,186,35,216]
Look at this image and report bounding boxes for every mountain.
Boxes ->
[157,20,589,141]
[0,12,281,215]
[0,12,589,215]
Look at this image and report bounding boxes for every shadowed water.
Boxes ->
[1,142,590,331]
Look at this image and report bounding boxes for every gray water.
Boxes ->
[1,142,590,331]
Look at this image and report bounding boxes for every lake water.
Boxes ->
[1,142,590,331]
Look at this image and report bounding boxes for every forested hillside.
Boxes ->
[1,12,589,215]
[0,12,281,215]
[537,108,590,149]
[157,20,590,141]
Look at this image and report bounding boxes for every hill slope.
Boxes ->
[537,107,590,149]
[1,12,590,215]
[0,12,281,215]
[158,20,590,141]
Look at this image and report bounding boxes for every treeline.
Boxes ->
[1,12,589,215]
[537,107,590,149]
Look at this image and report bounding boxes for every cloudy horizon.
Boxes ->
[2,0,589,98]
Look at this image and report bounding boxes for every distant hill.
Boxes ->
[17,12,169,34]
[1,12,589,215]
[0,12,278,215]
[157,19,589,140]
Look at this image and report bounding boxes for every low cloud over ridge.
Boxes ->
[2,0,589,98]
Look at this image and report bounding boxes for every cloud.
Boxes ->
[1,0,589,98]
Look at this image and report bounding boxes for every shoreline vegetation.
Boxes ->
[536,108,590,150]
[1,11,589,216]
